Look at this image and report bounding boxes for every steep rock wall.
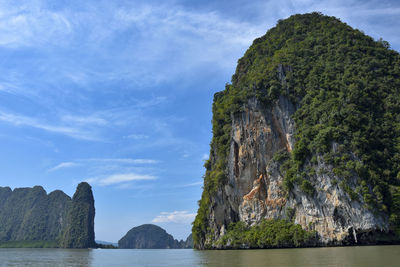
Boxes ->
[204,96,390,247]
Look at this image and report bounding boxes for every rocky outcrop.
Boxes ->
[118,224,191,249]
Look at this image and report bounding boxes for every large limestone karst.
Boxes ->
[193,12,400,249]
[0,182,95,248]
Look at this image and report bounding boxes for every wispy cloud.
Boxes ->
[0,111,101,141]
[0,1,72,48]
[48,162,80,172]
[0,0,398,91]
[61,115,108,126]
[49,158,159,175]
[152,211,196,224]
[87,173,157,186]
[0,1,267,88]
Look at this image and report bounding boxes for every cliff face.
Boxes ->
[205,96,389,247]
[118,224,186,249]
[193,13,400,249]
[0,182,95,248]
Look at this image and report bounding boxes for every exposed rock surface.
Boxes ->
[0,182,96,248]
[206,96,389,246]
[118,224,192,249]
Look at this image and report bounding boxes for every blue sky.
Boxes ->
[0,0,399,242]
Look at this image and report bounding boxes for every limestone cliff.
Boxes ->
[193,13,400,249]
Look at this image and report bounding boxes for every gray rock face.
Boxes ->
[204,95,393,247]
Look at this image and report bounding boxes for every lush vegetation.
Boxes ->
[218,219,317,248]
[193,12,400,247]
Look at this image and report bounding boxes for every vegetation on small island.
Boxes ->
[193,12,400,247]
[218,219,317,249]
[119,224,193,249]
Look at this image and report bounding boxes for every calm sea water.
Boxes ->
[0,246,399,266]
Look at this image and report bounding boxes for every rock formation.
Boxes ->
[193,12,400,249]
[0,182,95,248]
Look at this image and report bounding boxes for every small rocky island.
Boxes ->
[0,182,95,248]
[118,224,192,249]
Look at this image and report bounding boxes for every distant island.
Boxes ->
[193,12,400,249]
[0,182,95,248]
[118,224,192,249]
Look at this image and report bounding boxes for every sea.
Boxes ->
[0,245,399,266]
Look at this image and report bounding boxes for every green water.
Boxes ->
[0,246,399,266]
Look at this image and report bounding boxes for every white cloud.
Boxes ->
[48,162,80,172]
[0,111,101,141]
[152,211,196,224]
[89,173,157,186]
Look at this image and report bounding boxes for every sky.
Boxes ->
[0,0,399,243]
